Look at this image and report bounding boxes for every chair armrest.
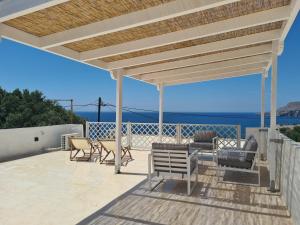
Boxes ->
[189,149,198,157]
[218,149,257,154]
[189,150,198,165]
[212,136,218,149]
[148,153,152,173]
[216,149,257,159]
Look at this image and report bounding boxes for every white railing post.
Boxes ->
[85,121,90,138]
[259,128,268,160]
[236,125,241,148]
[176,124,181,144]
[127,122,132,147]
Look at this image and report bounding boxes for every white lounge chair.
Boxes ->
[148,143,198,195]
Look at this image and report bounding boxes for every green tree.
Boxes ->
[0,87,84,129]
[280,126,300,142]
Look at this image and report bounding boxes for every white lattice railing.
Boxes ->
[87,122,241,150]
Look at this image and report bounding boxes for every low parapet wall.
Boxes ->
[0,124,83,162]
[277,132,300,225]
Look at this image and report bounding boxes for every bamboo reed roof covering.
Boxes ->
[100,22,283,62]
[1,0,298,85]
[4,0,175,37]
[123,42,272,71]
[63,0,289,52]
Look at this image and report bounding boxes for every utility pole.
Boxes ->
[97,97,102,122]
[52,99,74,123]
[70,99,74,113]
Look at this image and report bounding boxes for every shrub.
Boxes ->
[280,126,300,142]
[0,87,84,129]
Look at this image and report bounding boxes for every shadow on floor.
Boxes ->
[77,164,290,225]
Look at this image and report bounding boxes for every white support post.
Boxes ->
[158,84,164,142]
[115,73,123,174]
[260,70,268,160]
[261,72,266,128]
[269,40,279,191]
[270,41,278,131]
[85,121,90,138]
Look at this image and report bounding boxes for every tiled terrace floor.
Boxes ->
[0,150,292,225]
[0,150,148,225]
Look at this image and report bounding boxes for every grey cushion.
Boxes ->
[242,135,258,162]
[152,143,189,151]
[190,142,213,150]
[194,131,217,143]
[217,150,252,169]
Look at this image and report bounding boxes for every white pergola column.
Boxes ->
[158,84,164,142]
[260,70,268,161]
[261,72,266,128]
[115,73,123,174]
[270,41,279,131]
[269,40,279,191]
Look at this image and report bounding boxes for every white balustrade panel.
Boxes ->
[87,122,240,150]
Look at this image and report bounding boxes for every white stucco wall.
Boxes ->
[0,124,83,161]
[279,134,300,225]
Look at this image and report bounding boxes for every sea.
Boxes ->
[76,111,300,138]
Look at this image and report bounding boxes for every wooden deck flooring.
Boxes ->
[79,162,292,225]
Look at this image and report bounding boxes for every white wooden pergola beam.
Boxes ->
[139,54,271,81]
[0,23,41,47]
[266,0,299,70]
[105,30,281,70]
[0,23,107,69]
[280,0,300,43]
[152,62,267,84]
[163,68,264,86]
[40,0,240,49]
[0,0,70,23]
[124,44,272,76]
[80,6,290,61]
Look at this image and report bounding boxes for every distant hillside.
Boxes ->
[278,102,300,118]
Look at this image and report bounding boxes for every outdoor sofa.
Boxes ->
[216,135,260,186]
[189,130,218,151]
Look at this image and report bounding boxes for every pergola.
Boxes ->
[0,0,299,179]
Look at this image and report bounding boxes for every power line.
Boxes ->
[105,103,157,122]
[56,98,269,121]
[122,106,157,112]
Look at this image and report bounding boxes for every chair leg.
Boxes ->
[196,159,199,184]
[121,148,132,161]
[187,171,191,196]
[70,149,80,161]
[125,147,133,160]
[216,166,220,183]
[148,154,152,190]
[100,151,111,164]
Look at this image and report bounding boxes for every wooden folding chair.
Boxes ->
[69,137,101,161]
[97,140,132,164]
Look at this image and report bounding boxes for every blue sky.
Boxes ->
[0,14,299,113]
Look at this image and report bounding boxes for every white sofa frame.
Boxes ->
[215,137,261,186]
[148,148,198,195]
